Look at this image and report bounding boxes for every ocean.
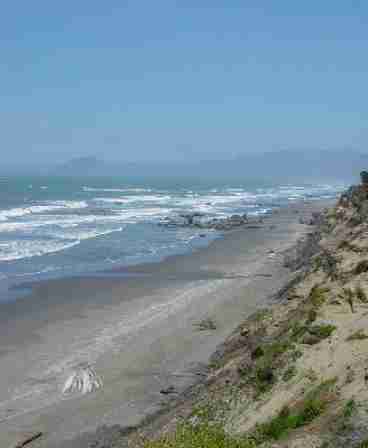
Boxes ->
[0,175,345,303]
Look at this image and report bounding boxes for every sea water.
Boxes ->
[0,175,345,303]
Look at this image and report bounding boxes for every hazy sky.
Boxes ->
[1,1,368,164]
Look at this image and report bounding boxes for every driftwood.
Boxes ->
[14,432,43,448]
[62,365,102,395]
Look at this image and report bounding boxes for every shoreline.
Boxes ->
[0,199,333,447]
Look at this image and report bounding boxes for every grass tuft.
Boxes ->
[309,285,330,308]
[282,366,297,382]
[251,309,272,323]
[307,309,318,323]
[343,399,356,418]
[290,322,308,340]
[346,329,368,341]
[338,288,355,313]
[308,324,337,339]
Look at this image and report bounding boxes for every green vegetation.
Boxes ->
[354,260,368,275]
[307,308,318,323]
[308,324,337,340]
[305,368,318,382]
[357,440,368,448]
[251,309,272,323]
[291,349,303,361]
[346,329,368,341]
[254,365,275,395]
[251,346,265,359]
[313,255,323,272]
[242,341,294,396]
[336,398,358,433]
[143,423,256,448]
[282,365,297,382]
[145,379,337,448]
[253,379,336,443]
[339,288,355,313]
[265,341,292,358]
[194,317,217,331]
[290,322,308,341]
[309,285,330,308]
[254,403,319,441]
[319,442,330,448]
[356,285,368,303]
[343,399,357,418]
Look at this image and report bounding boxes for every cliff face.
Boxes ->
[137,185,368,448]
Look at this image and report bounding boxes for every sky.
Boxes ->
[1,1,368,165]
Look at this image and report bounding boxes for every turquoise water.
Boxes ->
[0,175,345,302]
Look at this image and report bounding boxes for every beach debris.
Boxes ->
[14,432,43,448]
[160,385,176,395]
[62,365,103,396]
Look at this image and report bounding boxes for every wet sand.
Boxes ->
[0,200,333,447]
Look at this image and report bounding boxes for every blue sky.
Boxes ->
[1,1,368,164]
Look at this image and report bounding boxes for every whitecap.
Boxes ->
[83,186,153,193]
[0,201,88,222]
[95,195,171,204]
[0,239,80,261]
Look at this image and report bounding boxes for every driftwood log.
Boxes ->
[14,432,43,448]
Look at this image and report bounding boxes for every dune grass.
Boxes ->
[143,423,256,448]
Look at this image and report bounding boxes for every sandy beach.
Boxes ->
[0,200,333,447]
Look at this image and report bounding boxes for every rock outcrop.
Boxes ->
[159,212,267,231]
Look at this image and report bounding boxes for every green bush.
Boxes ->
[251,346,265,359]
[309,285,329,308]
[308,324,336,339]
[343,399,356,418]
[254,365,276,395]
[254,398,325,442]
[254,379,336,443]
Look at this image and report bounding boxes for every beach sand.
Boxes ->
[0,200,333,447]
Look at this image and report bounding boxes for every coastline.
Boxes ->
[0,199,333,447]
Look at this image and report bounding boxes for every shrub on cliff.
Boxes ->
[360,171,368,185]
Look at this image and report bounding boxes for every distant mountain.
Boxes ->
[39,149,368,183]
